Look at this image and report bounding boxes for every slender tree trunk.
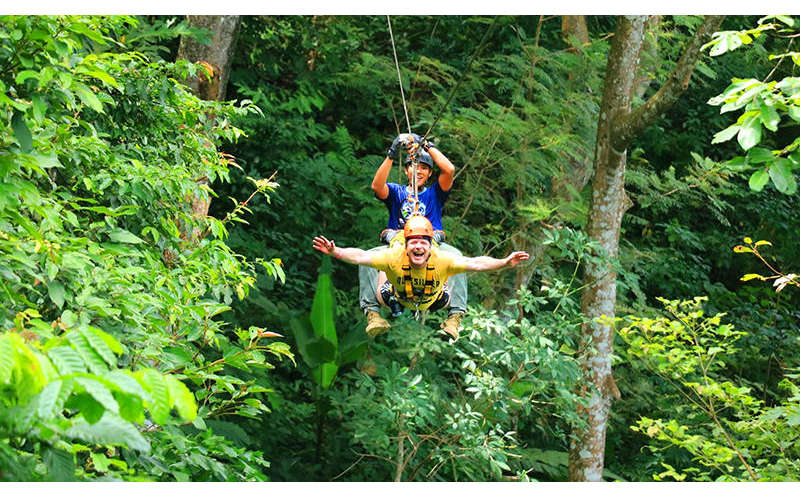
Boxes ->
[176,15,241,239]
[177,15,241,101]
[553,14,594,203]
[568,15,725,481]
[561,15,590,49]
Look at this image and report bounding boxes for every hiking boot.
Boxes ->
[440,312,464,340]
[366,311,391,337]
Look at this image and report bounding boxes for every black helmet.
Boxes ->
[404,150,433,168]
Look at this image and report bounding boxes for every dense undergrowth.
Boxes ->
[2,14,800,481]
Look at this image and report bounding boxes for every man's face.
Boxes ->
[405,162,432,186]
[405,237,432,267]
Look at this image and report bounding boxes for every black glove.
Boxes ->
[387,133,414,160]
[421,137,435,151]
[406,133,423,162]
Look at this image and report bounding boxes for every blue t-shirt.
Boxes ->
[381,182,450,230]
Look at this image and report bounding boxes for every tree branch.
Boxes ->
[613,15,725,150]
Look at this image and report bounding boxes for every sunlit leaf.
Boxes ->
[769,159,796,194]
[108,228,143,244]
[74,84,103,113]
[737,114,762,150]
[748,169,770,191]
[65,412,150,452]
[165,375,197,421]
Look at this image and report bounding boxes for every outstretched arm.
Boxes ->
[457,251,530,272]
[312,236,374,265]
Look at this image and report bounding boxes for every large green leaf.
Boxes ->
[108,228,144,244]
[769,159,797,194]
[67,392,105,424]
[48,346,87,374]
[105,370,149,401]
[737,113,762,150]
[165,375,197,421]
[2,334,47,402]
[116,392,145,424]
[75,376,119,414]
[80,326,117,368]
[789,105,800,123]
[68,331,108,375]
[37,379,74,420]
[0,335,14,384]
[759,100,780,131]
[65,412,150,452]
[47,280,65,309]
[746,147,773,164]
[309,256,338,389]
[74,83,103,113]
[310,256,338,347]
[711,124,739,144]
[313,362,338,390]
[306,336,337,365]
[42,446,75,482]
[337,330,368,367]
[748,169,770,191]
[289,314,316,369]
[137,369,171,424]
[11,111,32,153]
[88,326,123,355]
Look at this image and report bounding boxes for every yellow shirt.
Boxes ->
[369,245,467,310]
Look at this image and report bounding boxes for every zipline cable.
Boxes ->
[388,15,421,215]
[387,15,412,135]
[421,17,499,142]
[388,17,499,214]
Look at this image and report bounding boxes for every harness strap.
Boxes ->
[401,263,435,300]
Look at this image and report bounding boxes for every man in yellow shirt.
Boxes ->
[312,216,529,340]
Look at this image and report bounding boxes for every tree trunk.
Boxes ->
[177,15,241,101]
[176,15,241,238]
[561,16,590,50]
[553,14,594,203]
[567,15,724,481]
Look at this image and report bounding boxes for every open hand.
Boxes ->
[506,251,530,267]
[312,236,336,255]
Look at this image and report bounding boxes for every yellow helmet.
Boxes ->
[403,215,434,241]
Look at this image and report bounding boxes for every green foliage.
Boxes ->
[0,15,290,481]
[733,237,799,293]
[324,289,584,482]
[706,16,800,194]
[620,297,800,481]
[0,326,195,479]
[3,13,799,483]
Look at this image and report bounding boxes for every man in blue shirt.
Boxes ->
[359,133,468,340]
